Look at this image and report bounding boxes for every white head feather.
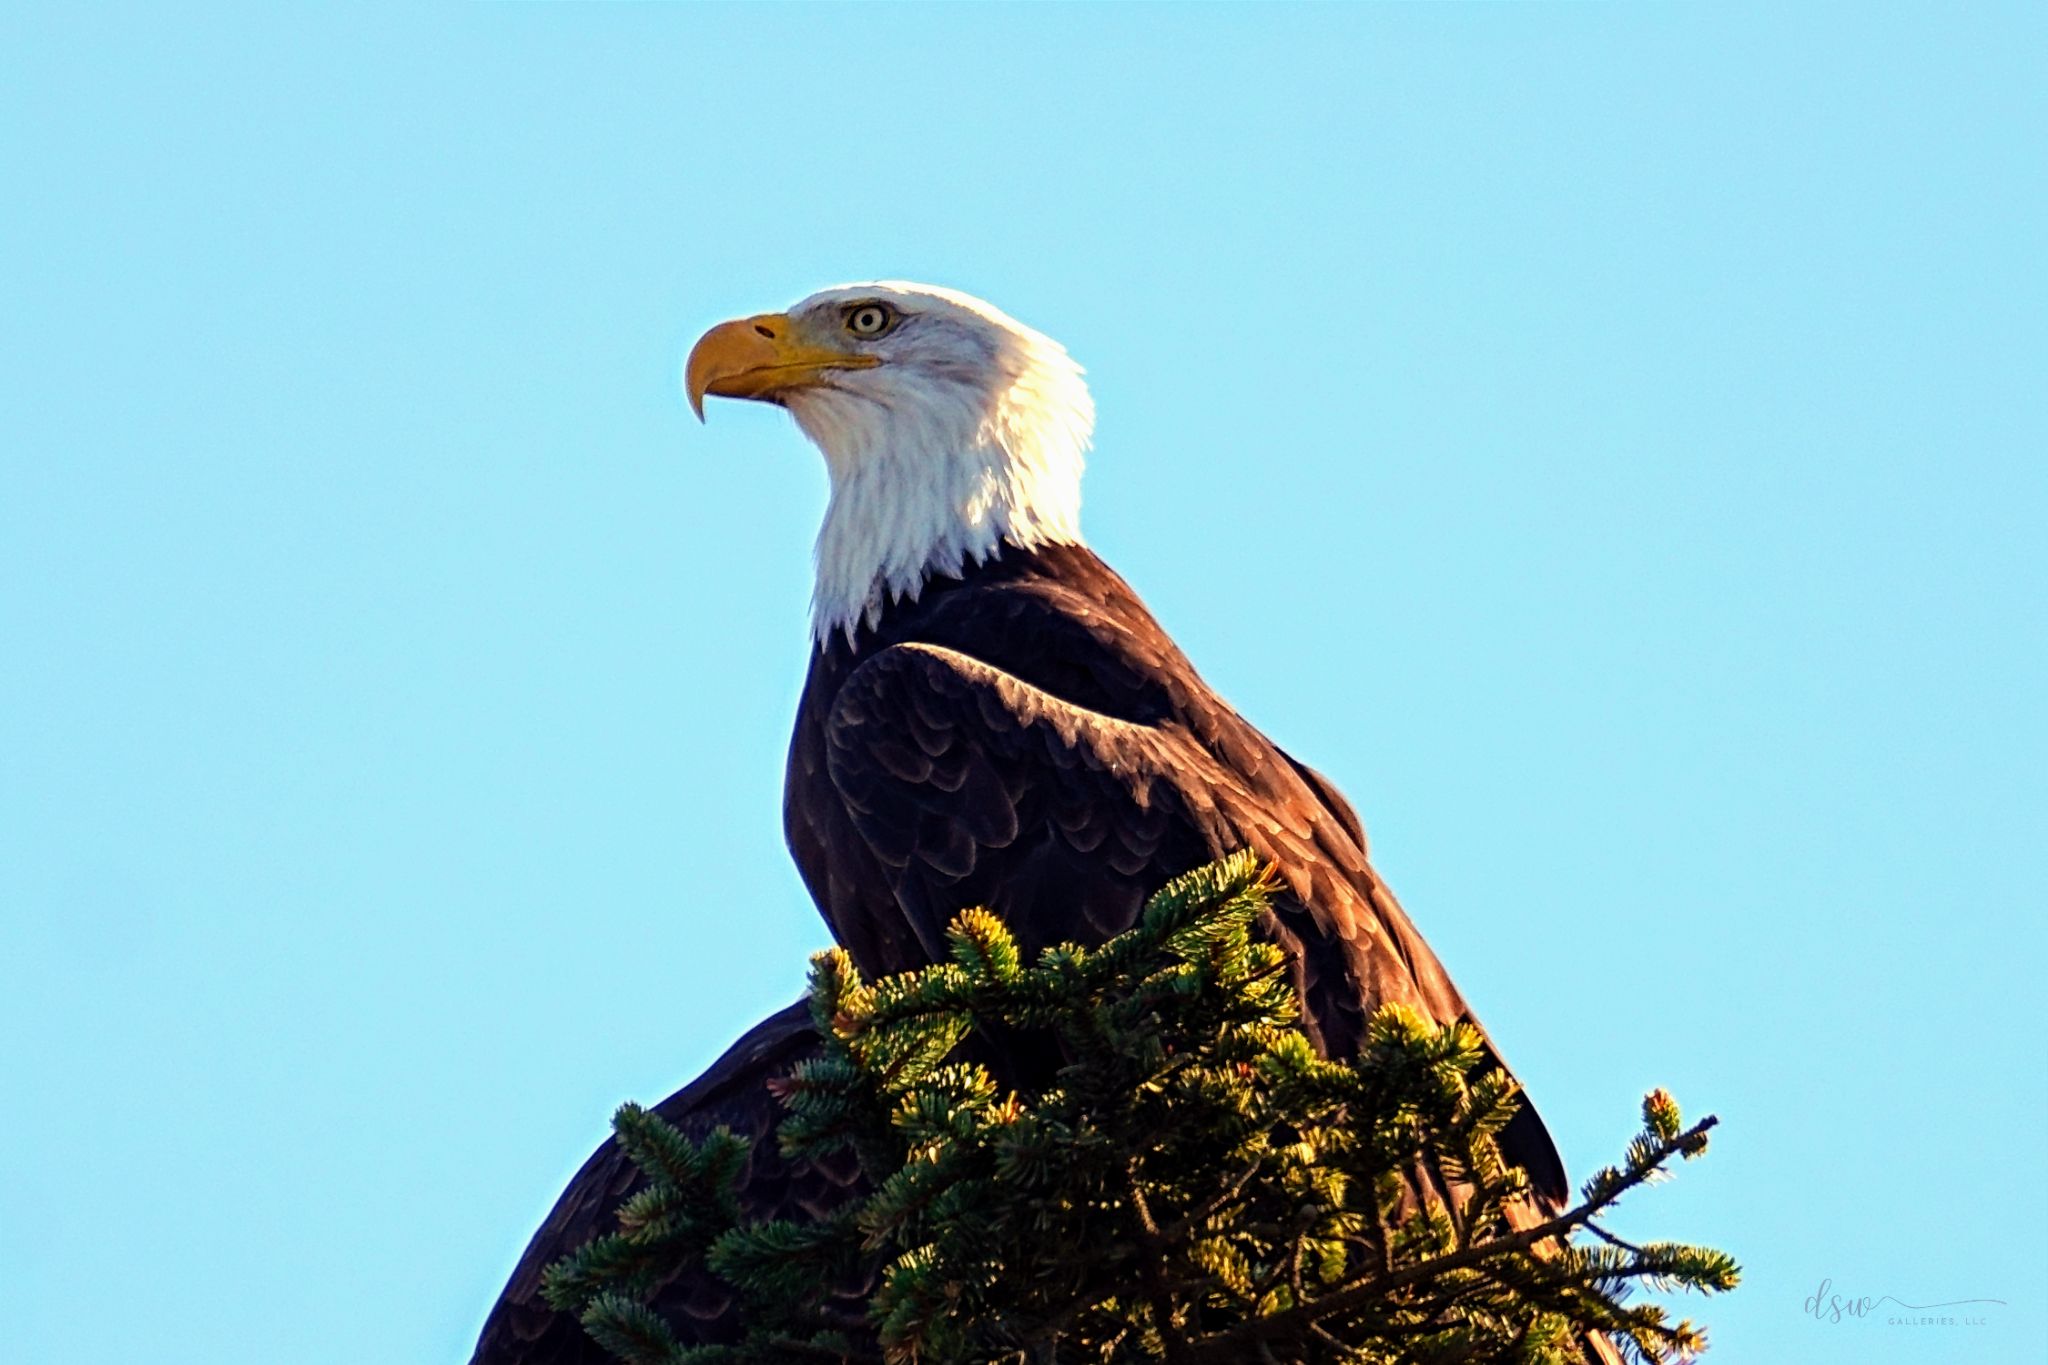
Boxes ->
[771,283,1094,646]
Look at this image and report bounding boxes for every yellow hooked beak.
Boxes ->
[684,312,881,420]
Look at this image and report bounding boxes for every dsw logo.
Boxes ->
[1805,1278,2004,1326]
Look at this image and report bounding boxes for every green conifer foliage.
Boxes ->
[543,853,1736,1363]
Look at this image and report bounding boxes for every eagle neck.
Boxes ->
[792,387,1087,650]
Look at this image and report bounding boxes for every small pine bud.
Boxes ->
[1642,1088,1683,1143]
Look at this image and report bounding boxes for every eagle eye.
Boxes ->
[844,303,897,339]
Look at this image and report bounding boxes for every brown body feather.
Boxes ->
[474,541,1594,1363]
[468,1004,867,1365]
[788,543,1568,1201]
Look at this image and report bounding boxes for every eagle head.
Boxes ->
[686,283,1094,645]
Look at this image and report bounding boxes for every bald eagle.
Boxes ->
[474,283,1599,1363]
[693,283,1569,1180]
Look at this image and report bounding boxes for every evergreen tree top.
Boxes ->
[544,854,1736,1364]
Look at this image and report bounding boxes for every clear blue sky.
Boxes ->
[3,5,2042,1361]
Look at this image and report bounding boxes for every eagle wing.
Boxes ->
[810,574,1569,1207]
[468,1002,865,1365]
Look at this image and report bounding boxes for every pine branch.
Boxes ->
[542,855,1736,1365]
[1176,1116,1722,1363]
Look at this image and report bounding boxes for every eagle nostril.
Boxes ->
[753,323,777,340]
